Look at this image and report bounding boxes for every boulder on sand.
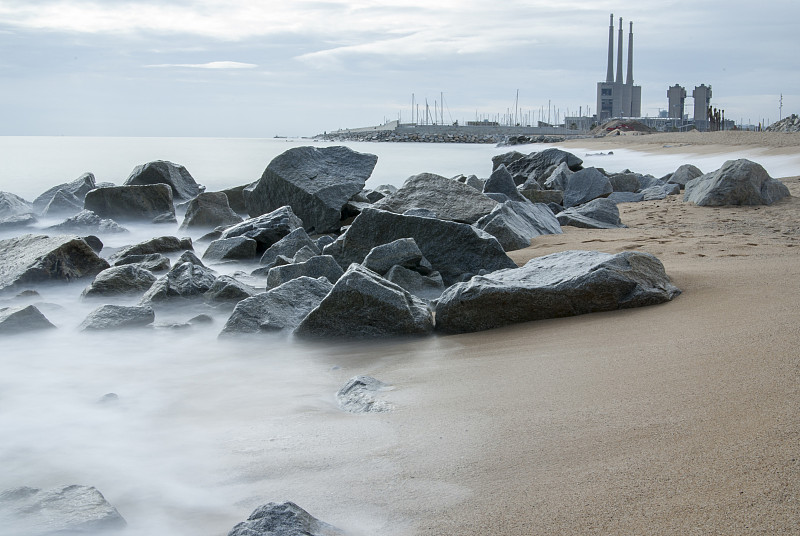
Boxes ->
[475,200,562,251]
[667,164,703,188]
[435,250,680,333]
[0,305,56,334]
[124,160,203,201]
[684,159,790,206]
[84,184,176,223]
[78,304,155,331]
[556,198,626,229]
[561,167,613,208]
[179,191,243,230]
[244,145,378,233]
[227,501,343,536]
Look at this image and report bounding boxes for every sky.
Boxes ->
[0,0,797,137]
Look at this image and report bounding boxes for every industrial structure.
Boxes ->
[667,84,687,119]
[692,84,713,131]
[596,14,641,122]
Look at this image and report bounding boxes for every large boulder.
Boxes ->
[483,165,526,202]
[667,164,703,188]
[139,261,217,306]
[384,265,445,301]
[435,250,680,333]
[0,485,126,535]
[324,207,516,286]
[78,304,155,331]
[608,172,641,193]
[362,237,429,275]
[475,200,562,251]
[220,276,333,335]
[227,501,343,536]
[220,206,304,253]
[47,210,128,234]
[294,264,434,338]
[202,236,258,262]
[641,182,681,201]
[84,184,176,222]
[113,253,171,272]
[203,275,257,305]
[31,172,96,215]
[562,167,613,208]
[503,148,583,185]
[0,234,109,294]
[41,189,83,218]
[217,184,249,214]
[81,264,157,298]
[245,146,378,232]
[259,228,320,267]
[0,305,56,334]
[266,255,343,289]
[0,191,33,218]
[179,192,243,230]
[684,159,790,206]
[124,160,203,201]
[556,198,626,229]
[373,172,497,224]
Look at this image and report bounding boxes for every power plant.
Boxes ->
[596,15,641,122]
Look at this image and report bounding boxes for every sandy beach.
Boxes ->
[374,133,800,535]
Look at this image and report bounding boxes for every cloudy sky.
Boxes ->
[0,0,797,136]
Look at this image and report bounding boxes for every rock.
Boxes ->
[221,276,333,335]
[0,191,33,218]
[179,192,243,230]
[202,236,258,262]
[556,198,626,229]
[217,184,249,214]
[504,148,584,185]
[315,235,335,251]
[608,172,641,193]
[684,159,790,206]
[475,200,563,251]
[259,228,320,266]
[41,189,83,218]
[84,184,176,223]
[323,207,516,286]
[220,206,304,253]
[139,261,218,306]
[294,264,434,338]
[227,501,343,536]
[667,164,703,188]
[641,183,681,201]
[336,375,391,413]
[176,250,206,267]
[82,235,103,253]
[362,237,429,275]
[435,250,680,333]
[0,305,56,334]
[291,245,318,264]
[491,150,526,171]
[47,209,128,234]
[541,162,573,190]
[124,160,203,201]
[520,189,564,205]
[204,275,257,305]
[81,264,157,298]
[373,172,497,224]
[79,304,155,330]
[0,234,110,294]
[403,208,438,218]
[111,236,193,263]
[188,314,213,324]
[0,485,126,535]
[31,172,96,214]
[0,213,37,230]
[266,255,344,289]
[608,192,644,203]
[562,167,613,208]
[113,253,171,272]
[483,165,526,201]
[363,188,386,203]
[385,265,445,300]
[636,174,663,191]
[245,145,378,232]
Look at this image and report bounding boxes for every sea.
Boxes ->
[1,136,798,536]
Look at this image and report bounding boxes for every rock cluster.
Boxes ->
[766,113,800,132]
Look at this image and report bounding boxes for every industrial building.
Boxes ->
[596,14,641,122]
[667,84,686,119]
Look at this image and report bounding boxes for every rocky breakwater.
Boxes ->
[316,129,500,144]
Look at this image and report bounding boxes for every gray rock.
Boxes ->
[111,236,193,263]
[0,191,33,218]
[542,162,573,190]
[491,150,526,171]
[84,184,176,223]
[636,174,663,191]
[475,200,563,251]
[220,276,333,335]
[336,375,391,413]
[385,265,445,300]
[31,172,96,214]
[259,228,320,266]
[608,191,644,203]
[204,275,256,305]
[402,208,438,218]
[520,189,564,205]
[0,213,37,230]
[362,237,426,275]
[0,485,126,535]
[562,167,613,208]
[179,192,243,230]
[177,250,206,267]
[373,172,497,224]
[203,236,258,262]
[374,184,398,196]
[314,235,336,251]
[47,210,128,234]
[81,264,157,298]
[82,235,103,253]
[124,160,203,201]
[483,165,526,201]
[41,189,83,218]
[220,206,304,253]
[0,234,110,294]
[323,207,516,286]
[113,253,171,272]
[294,264,434,339]
[484,193,510,203]
[435,250,680,333]
[227,501,343,536]
[668,164,703,187]
[609,172,641,193]
[641,182,681,201]
[79,304,155,330]
[266,255,344,289]
[504,148,584,185]
[139,261,218,306]
[556,198,626,229]
[245,145,378,232]
[363,188,386,203]
[291,245,318,264]
[217,184,249,214]
[0,305,56,334]
[684,159,790,206]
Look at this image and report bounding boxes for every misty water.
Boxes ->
[1,137,799,535]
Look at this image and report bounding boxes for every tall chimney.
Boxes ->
[626,21,634,85]
[616,17,624,84]
[606,14,614,83]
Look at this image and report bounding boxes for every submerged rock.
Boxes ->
[0,305,56,334]
[79,304,155,330]
[684,159,790,206]
[336,375,392,413]
[227,501,343,536]
[81,264,157,298]
[111,236,193,263]
[139,261,217,306]
[47,210,128,234]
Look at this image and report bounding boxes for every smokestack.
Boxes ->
[606,14,614,83]
[626,21,634,85]
[616,17,624,84]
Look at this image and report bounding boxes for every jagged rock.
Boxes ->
[0,234,110,294]
[363,188,386,203]
[0,305,56,334]
[79,304,155,330]
[110,236,193,263]
[504,148,584,185]
[294,264,434,338]
[385,265,445,300]
[336,375,391,413]
[220,276,333,335]
[0,485,126,535]
[373,173,497,224]
[374,184,398,196]
[266,255,344,289]
[179,192,243,230]
[562,167,613,208]
[204,275,256,304]
[636,174,663,191]
[491,150,526,171]
[435,250,680,333]
[202,236,258,262]
[556,198,626,229]
[41,189,83,218]
[124,160,203,201]
[403,208,438,218]
[684,159,789,206]
[113,253,171,272]
[541,162,573,190]
[47,210,128,234]
[82,235,103,253]
[323,207,516,286]
[483,165,526,202]
[475,200,563,251]
[641,183,681,201]
[217,184,249,214]
[177,250,205,266]
[362,237,430,275]
[84,184,176,222]
[667,164,703,188]
[609,172,641,193]
[291,245,318,264]
[220,206,304,253]
[139,261,217,306]
[245,145,378,232]
[0,213,37,230]
[31,172,96,214]
[81,264,157,298]
[259,228,320,266]
[315,235,335,251]
[520,189,564,205]
[227,501,343,536]
[0,191,33,218]
[608,192,644,203]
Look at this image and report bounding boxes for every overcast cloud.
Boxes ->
[0,0,797,136]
